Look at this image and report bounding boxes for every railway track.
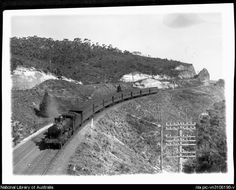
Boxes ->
[40,150,60,175]
[24,149,59,175]
[14,112,93,175]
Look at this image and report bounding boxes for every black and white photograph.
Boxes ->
[2,3,234,184]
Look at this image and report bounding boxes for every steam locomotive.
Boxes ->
[44,111,82,148]
[44,87,158,149]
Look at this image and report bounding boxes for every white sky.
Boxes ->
[10,8,226,80]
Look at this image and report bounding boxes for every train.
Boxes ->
[44,87,159,149]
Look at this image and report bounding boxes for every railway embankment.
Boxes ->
[66,84,225,175]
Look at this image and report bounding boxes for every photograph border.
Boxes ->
[1,0,235,186]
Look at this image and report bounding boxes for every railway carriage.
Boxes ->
[150,87,158,94]
[82,104,93,122]
[113,93,122,103]
[122,91,132,100]
[44,87,159,149]
[93,100,104,113]
[132,89,141,97]
[104,96,113,107]
[141,88,150,95]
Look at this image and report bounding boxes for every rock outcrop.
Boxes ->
[175,64,196,79]
[12,66,82,90]
[197,68,210,84]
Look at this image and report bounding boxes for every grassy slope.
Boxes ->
[67,84,225,175]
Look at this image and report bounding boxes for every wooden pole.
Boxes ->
[177,126,179,172]
[160,124,163,172]
[186,108,188,122]
[159,109,163,172]
[179,127,183,173]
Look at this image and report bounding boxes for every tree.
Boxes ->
[39,91,51,117]
[74,38,82,43]
[39,91,58,118]
[216,79,225,87]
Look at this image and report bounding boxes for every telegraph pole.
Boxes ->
[129,105,196,173]
[157,104,163,172]
[178,126,181,172]
[160,122,163,172]
[165,122,196,173]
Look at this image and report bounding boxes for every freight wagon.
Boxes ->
[44,87,158,148]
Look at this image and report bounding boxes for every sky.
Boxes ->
[11,10,223,80]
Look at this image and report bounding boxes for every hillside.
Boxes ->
[10,36,201,146]
[67,84,225,175]
[10,36,219,151]
[10,36,196,84]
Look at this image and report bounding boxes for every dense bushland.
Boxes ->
[11,36,191,84]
